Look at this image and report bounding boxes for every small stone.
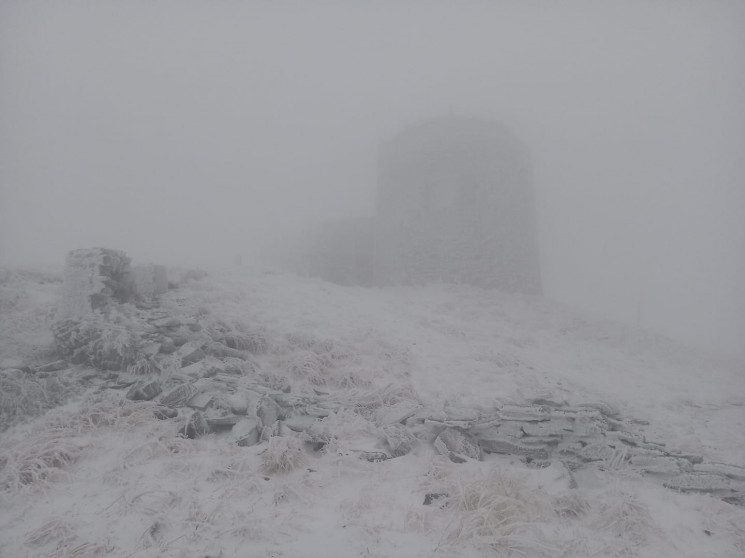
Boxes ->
[284,415,318,433]
[126,380,162,401]
[227,394,249,415]
[578,401,621,419]
[663,473,734,493]
[382,424,418,457]
[207,415,240,432]
[153,406,178,420]
[180,362,205,379]
[257,396,282,427]
[375,400,421,426]
[179,344,206,367]
[183,411,209,438]
[160,382,199,408]
[159,337,177,354]
[434,428,482,462]
[693,462,745,481]
[443,406,479,422]
[166,332,190,347]
[234,418,261,447]
[630,454,689,475]
[260,422,281,442]
[477,433,549,460]
[423,493,448,506]
[151,316,183,328]
[497,404,552,422]
[186,392,213,410]
[359,451,389,463]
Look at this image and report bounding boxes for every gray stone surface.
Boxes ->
[127,380,162,401]
[234,418,261,447]
[160,382,200,408]
[257,396,282,428]
[183,411,209,438]
[383,424,418,457]
[433,428,482,462]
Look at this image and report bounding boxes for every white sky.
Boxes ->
[1,0,743,357]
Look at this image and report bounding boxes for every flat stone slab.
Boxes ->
[127,380,162,401]
[375,400,421,426]
[383,424,418,457]
[160,382,199,408]
[477,434,549,460]
[434,428,482,462]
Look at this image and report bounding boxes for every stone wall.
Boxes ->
[58,248,133,319]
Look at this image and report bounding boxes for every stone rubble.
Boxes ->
[33,248,745,506]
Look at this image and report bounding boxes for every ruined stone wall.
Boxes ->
[58,248,133,319]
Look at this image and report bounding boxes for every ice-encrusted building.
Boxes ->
[374,117,542,294]
[303,117,542,294]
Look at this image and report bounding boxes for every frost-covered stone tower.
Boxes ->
[375,117,542,294]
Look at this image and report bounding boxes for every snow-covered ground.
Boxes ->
[1,266,744,557]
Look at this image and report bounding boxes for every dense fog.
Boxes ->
[1,0,743,357]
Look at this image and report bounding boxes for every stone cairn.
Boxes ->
[33,248,745,507]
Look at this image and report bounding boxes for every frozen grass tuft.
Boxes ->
[0,368,79,431]
[445,471,558,557]
[552,492,591,519]
[0,435,84,491]
[261,436,307,475]
[42,394,160,434]
[286,350,327,386]
[126,356,162,376]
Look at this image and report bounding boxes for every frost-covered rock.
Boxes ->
[257,396,282,428]
[375,400,421,426]
[383,424,418,457]
[153,406,178,420]
[183,411,209,438]
[186,392,213,411]
[476,432,549,460]
[178,343,206,367]
[235,418,261,447]
[433,427,482,462]
[126,380,162,401]
[160,382,200,408]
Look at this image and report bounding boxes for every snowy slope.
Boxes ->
[1,266,743,557]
